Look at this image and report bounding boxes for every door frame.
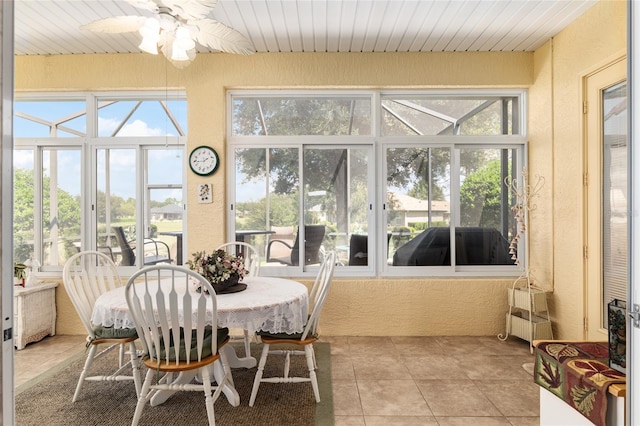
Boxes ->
[583,56,627,341]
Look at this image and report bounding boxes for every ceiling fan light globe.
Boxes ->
[175,27,194,45]
[139,37,159,55]
[171,44,190,61]
[176,38,195,51]
[141,17,160,32]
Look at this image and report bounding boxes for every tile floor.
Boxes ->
[324,335,539,426]
[14,334,539,425]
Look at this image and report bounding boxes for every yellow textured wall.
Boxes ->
[16,3,625,337]
[528,0,626,339]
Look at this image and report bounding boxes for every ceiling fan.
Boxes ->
[80,0,255,68]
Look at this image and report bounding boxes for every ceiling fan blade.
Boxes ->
[80,16,147,34]
[159,0,218,21]
[124,0,160,13]
[194,19,255,55]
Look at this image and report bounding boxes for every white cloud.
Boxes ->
[119,119,165,136]
[13,150,34,169]
[98,117,166,137]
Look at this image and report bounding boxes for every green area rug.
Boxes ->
[16,342,333,425]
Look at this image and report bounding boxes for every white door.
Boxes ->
[585,58,627,341]
[629,2,640,422]
[1,2,15,424]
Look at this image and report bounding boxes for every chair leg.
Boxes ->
[201,365,216,426]
[243,329,252,358]
[305,345,320,402]
[131,369,154,426]
[249,343,270,407]
[119,342,126,367]
[128,341,142,397]
[72,344,98,402]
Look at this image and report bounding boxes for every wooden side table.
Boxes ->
[14,282,58,350]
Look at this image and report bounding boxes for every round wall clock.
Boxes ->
[189,146,219,176]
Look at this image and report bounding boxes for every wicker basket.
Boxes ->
[506,311,553,342]
[14,282,58,350]
[508,287,548,313]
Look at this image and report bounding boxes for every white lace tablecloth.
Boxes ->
[90,276,309,335]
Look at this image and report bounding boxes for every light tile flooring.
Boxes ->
[14,334,539,425]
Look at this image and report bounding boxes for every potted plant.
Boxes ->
[14,263,27,287]
[186,249,249,294]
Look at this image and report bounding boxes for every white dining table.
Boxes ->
[90,275,309,406]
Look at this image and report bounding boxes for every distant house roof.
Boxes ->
[388,192,449,213]
[151,204,183,215]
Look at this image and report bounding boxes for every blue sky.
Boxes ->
[13,99,187,201]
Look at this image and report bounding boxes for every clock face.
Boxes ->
[189,146,219,176]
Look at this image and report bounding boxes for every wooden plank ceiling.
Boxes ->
[15,0,598,56]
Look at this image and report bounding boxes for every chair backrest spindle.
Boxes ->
[215,241,261,276]
[125,265,219,367]
[303,250,336,340]
[63,251,123,338]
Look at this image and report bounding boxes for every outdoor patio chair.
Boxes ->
[113,226,172,266]
[266,225,326,266]
[62,250,142,402]
[249,250,337,406]
[348,234,368,265]
[125,265,232,426]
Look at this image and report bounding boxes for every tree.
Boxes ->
[459,159,504,228]
[233,96,510,235]
[14,168,82,261]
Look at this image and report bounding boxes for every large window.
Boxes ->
[14,93,187,271]
[228,90,526,277]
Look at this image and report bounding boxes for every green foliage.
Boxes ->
[13,168,175,262]
[407,180,446,201]
[14,168,82,261]
[233,98,510,236]
[233,98,370,137]
[408,221,446,231]
[459,159,504,228]
[236,192,299,230]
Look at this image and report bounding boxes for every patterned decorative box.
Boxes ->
[608,299,626,374]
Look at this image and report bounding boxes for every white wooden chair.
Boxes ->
[62,251,141,402]
[215,241,261,276]
[216,241,261,357]
[249,250,337,406]
[125,265,232,426]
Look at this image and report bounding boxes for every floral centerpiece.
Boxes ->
[186,249,249,294]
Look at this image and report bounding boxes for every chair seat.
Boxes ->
[88,336,139,345]
[257,325,316,341]
[265,255,292,265]
[63,250,142,403]
[92,324,138,340]
[125,265,232,426]
[156,327,229,362]
[249,251,336,407]
[259,334,317,346]
[143,255,172,265]
[143,336,230,372]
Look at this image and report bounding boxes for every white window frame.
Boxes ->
[13,91,187,274]
[228,89,527,278]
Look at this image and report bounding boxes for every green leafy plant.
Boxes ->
[14,263,27,280]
